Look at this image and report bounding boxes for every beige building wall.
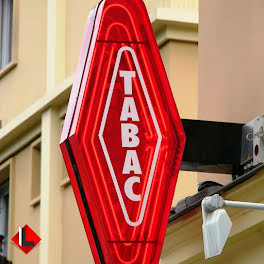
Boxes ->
[198,0,264,186]
[199,0,264,124]
[66,0,98,76]
[0,0,198,263]
[62,184,94,264]
[10,144,40,264]
[0,0,47,126]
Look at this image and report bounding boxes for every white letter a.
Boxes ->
[120,97,139,121]
[122,150,142,174]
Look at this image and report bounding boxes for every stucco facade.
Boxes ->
[0,0,198,263]
[2,0,264,263]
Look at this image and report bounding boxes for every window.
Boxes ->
[0,0,13,70]
[0,180,9,258]
[0,161,11,259]
[30,138,41,206]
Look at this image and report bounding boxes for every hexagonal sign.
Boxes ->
[60,0,185,263]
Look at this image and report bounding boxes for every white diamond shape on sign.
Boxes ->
[99,46,162,227]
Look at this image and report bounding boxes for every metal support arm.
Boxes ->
[203,194,264,212]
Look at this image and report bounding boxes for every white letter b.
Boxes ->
[121,123,140,147]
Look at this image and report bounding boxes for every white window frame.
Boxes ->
[0,0,13,70]
[0,180,9,258]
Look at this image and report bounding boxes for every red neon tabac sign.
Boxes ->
[60,0,185,263]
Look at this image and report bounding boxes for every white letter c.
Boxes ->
[124,176,141,202]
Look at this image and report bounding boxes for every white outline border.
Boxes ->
[99,46,162,226]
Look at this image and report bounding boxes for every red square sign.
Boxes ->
[11,225,41,254]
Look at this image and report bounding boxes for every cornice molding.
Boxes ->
[0,75,73,163]
[151,8,198,46]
